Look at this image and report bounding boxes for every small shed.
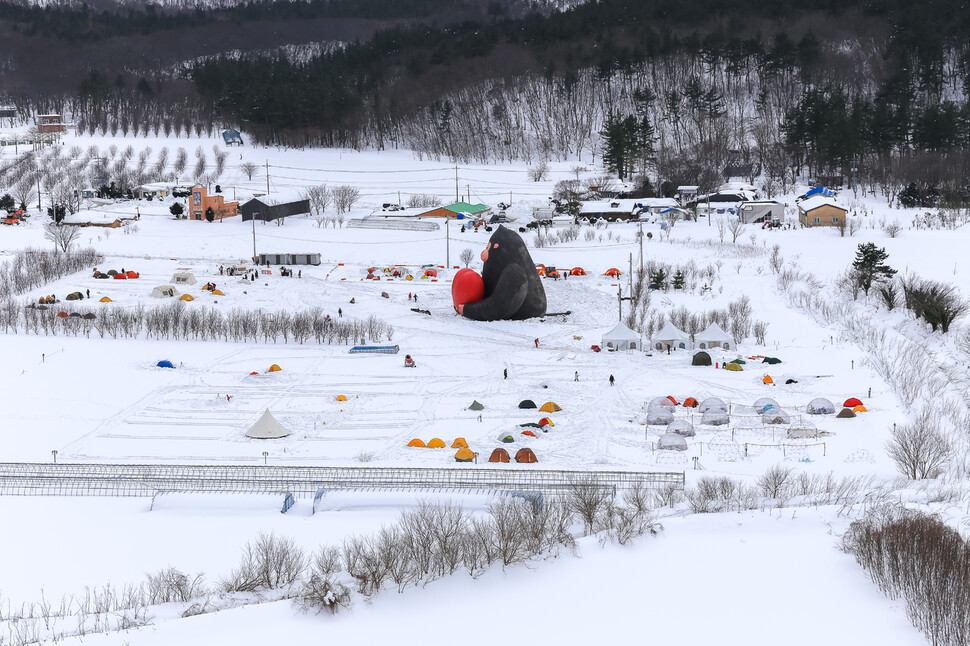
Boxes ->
[241,192,311,223]
[798,195,848,227]
[257,253,321,266]
[223,129,244,146]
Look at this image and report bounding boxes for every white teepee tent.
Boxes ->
[245,409,292,439]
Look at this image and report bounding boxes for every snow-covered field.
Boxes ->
[1,132,961,645]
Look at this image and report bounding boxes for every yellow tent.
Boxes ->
[336,395,347,401]
[762,375,774,384]
[451,437,468,448]
[407,438,426,448]
[454,448,475,462]
[211,289,225,296]
[539,402,562,413]
[268,364,282,372]
[179,294,195,301]
[427,438,446,448]
[724,362,743,371]
[852,404,868,413]
[99,296,112,303]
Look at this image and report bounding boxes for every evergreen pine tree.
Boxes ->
[852,242,896,295]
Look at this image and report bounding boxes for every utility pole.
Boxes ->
[637,222,644,274]
[445,216,451,267]
[252,211,258,261]
[36,170,41,212]
[265,160,270,194]
[455,165,459,202]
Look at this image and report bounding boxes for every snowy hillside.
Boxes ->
[1,131,966,645]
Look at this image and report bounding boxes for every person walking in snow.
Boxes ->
[338,308,343,317]
[609,374,615,386]
[534,338,539,348]
[503,368,508,380]
[574,371,579,381]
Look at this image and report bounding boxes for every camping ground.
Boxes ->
[0,132,965,645]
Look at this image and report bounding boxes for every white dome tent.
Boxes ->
[657,432,688,451]
[806,398,836,415]
[645,406,675,425]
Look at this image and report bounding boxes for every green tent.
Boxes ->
[762,357,782,365]
[728,358,746,365]
[692,351,712,366]
[469,400,484,411]
[496,433,515,443]
[518,399,537,409]
[518,422,542,428]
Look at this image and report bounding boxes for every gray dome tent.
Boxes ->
[787,419,819,439]
[700,410,730,426]
[657,432,688,451]
[762,408,791,425]
[692,351,712,366]
[698,397,727,413]
[806,398,836,415]
[645,406,674,425]
[753,397,779,414]
[836,407,857,418]
[649,396,677,408]
[666,419,696,437]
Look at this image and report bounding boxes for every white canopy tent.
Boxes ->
[696,321,734,351]
[651,321,691,352]
[602,322,641,351]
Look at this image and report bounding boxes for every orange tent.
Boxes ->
[605,268,621,277]
[570,267,586,276]
[852,404,868,413]
[488,448,510,463]
[424,268,438,277]
[454,448,475,462]
[407,438,426,448]
[451,437,468,448]
[683,397,699,408]
[521,430,538,437]
[515,447,538,463]
[427,438,446,448]
[763,375,774,384]
[666,395,679,405]
[535,264,546,276]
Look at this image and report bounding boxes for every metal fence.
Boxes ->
[0,463,685,498]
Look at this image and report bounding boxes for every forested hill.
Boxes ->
[7,0,970,198]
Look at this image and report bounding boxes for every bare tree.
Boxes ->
[332,185,361,214]
[883,220,902,238]
[44,222,81,253]
[728,217,744,243]
[528,160,550,182]
[459,248,474,268]
[240,161,260,181]
[886,411,951,479]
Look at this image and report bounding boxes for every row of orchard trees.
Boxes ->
[0,299,393,346]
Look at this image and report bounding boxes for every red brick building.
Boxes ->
[189,186,238,221]
[36,114,66,134]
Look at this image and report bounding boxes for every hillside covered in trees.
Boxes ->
[4,0,970,202]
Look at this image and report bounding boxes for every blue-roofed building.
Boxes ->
[222,128,243,146]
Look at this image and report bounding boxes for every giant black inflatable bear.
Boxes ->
[454,225,547,321]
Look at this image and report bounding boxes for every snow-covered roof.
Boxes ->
[242,189,308,206]
[799,195,846,213]
[579,199,641,214]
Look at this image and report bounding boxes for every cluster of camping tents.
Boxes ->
[598,321,739,355]
[533,265,623,279]
[644,395,867,451]
[246,364,282,376]
[94,269,139,280]
[365,265,439,281]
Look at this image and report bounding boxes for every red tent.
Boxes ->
[125,271,140,279]
[113,273,127,279]
[683,397,699,408]
[515,447,538,463]
[844,397,863,408]
[488,448,510,463]
[604,268,621,277]
[538,417,554,427]
[521,430,537,437]
[667,395,679,405]
[570,267,586,276]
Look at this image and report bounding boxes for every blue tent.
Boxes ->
[156,360,175,368]
[803,186,834,199]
